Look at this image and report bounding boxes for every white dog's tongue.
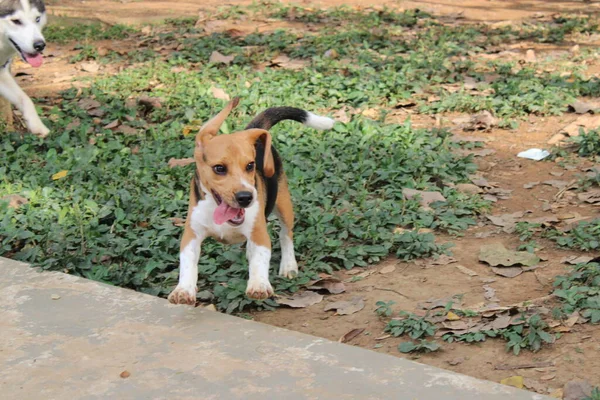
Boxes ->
[24,53,43,68]
[213,202,239,225]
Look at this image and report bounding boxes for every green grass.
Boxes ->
[2,5,600,312]
[45,22,136,44]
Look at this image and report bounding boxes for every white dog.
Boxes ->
[0,0,48,136]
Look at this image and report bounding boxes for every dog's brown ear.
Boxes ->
[195,97,240,148]
[245,128,274,178]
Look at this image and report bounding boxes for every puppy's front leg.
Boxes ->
[168,224,204,305]
[0,67,49,137]
[245,222,274,300]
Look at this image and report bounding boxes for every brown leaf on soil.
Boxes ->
[491,266,523,278]
[456,183,483,194]
[116,125,138,135]
[104,119,120,130]
[454,264,478,277]
[543,180,569,189]
[402,188,446,209]
[561,255,593,265]
[418,296,462,311]
[495,361,554,371]
[563,379,593,400]
[500,375,524,389]
[80,61,100,73]
[278,291,324,308]
[78,98,101,110]
[307,278,346,294]
[120,370,131,378]
[447,357,465,366]
[523,181,540,189]
[427,254,457,266]
[324,296,365,315]
[479,243,539,268]
[568,99,600,114]
[270,55,309,70]
[379,265,396,274]
[338,328,365,343]
[561,114,600,137]
[578,189,600,204]
[209,50,235,65]
[463,111,497,131]
[1,194,28,209]
[483,285,500,303]
[486,211,530,233]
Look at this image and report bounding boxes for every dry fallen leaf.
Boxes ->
[540,374,556,381]
[486,211,529,233]
[454,264,478,277]
[561,255,593,265]
[379,265,396,274]
[568,99,600,114]
[270,55,309,70]
[483,285,500,303]
[120,370,131,378]
[402,188,446,209]
[52,170,69,180]
[500,375,524,389]
[563,379,593,400]
[463,111,497,131]
[523,378,546,393]
[456,183,483,194]
[1,194,28,209]
[447,357,465,366]
[578,189,600,204]
[80,61,100,73]
[446,311,461,321]
[324,296,365,315]
[277,291,323,308]
[51,294,61,300]
[307,278,346,294]
[491,266,524,278]
[561,114,600,137]
[78,98,101,110]
[210,86,230,101]
[479,243,539,268]
[209,50,235,65]
[338,328,365,343]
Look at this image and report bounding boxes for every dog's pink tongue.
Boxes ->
[24,53,43,68]
[213,202,239,225]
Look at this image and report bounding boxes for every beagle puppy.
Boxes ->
[168,98,334,304]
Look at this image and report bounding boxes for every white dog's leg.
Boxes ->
[0,67,49,137]
[245,240,274,300]
[168,231,204,305]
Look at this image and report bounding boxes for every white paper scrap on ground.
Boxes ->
[517,148,550,161]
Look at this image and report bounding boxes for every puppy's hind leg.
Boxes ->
[0,67,49,137]
[275,177,298,279]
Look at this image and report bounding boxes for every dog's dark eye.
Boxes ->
[35,17,41,23]
[212,165,227,175]
[11,19,22,26]
[246,162,255,172]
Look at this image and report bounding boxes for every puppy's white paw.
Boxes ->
[29,122,49,138]
[168,285,197,305]
[246,279,274,300]
[278,260,298,279]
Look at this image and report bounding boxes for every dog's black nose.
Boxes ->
[235,191,253,208]
[33,40,45,52]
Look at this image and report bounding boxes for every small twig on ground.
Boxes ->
[495,360,554,370]
[373,287,411,299]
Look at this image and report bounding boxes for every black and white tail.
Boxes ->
[245,107,335,131]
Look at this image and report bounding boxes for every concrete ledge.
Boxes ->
[0,257,549,399]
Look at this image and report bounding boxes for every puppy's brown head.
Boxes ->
[195,98,274,226]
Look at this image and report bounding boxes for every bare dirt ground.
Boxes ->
[17,0,600,397]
